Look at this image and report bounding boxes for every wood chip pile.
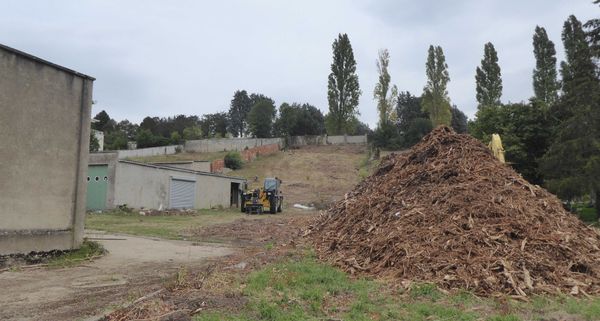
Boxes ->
[309,126,600,296]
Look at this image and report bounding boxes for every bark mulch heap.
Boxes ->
[308,126,600,297]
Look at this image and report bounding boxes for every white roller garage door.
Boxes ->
[170,178,196,209]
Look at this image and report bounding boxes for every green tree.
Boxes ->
[584,0,600,58]
[396,91,427,132]
[327,33,361,134]
[532,26,559,108]
[421,45,452,126]
[228,90,252,137]
[92,110,116,132]
[274,103,325,137]
[247,100,276,138]
[135,129,156,148]
[541,15,600,215]
[182,126,202,140]
[475,42,503,109]
[89,132,100,152]
[450,105,468,134]
[373,49,398,126]
[170,131,183,144]
[104,130,128,150]
[199,112,229,138]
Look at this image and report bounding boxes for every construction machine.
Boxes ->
[241,177,283,214]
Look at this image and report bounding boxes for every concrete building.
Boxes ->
[0,44,94,254]
[87,153,246,211]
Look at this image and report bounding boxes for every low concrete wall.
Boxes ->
[184,137,283,153]
[117,145,182,159]
[289,135,367,146]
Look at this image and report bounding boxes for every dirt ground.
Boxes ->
[0,145,367,321]
[0,232,233,321]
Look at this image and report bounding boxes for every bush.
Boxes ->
[224,151,243,169]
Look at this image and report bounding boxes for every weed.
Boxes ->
[47,240,105,268]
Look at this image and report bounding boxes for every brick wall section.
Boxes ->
[210,143,279,173]
[210,159,225,173]
[240,143,279,162]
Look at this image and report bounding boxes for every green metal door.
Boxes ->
[86,165,108,210]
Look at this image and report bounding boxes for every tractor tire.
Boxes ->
[277,199,282,213]
[240,201,245,213]
[270,197,277,214]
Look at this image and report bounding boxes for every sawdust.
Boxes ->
[309,126,600,296]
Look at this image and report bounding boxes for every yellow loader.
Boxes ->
[241,177,283,214]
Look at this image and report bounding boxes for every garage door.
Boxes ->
[170,178,196,209]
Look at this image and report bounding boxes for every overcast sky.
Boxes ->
[1,1,597,128]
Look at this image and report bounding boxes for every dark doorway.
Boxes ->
[230,182,240,207]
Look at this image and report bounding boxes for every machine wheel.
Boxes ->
[270,197,277,214]
[240,200,245,213]
[277,198,282,212]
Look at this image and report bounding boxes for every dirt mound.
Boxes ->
[309,126,600,296]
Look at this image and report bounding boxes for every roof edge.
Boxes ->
[118,159,247,181]
[0,43,95,81]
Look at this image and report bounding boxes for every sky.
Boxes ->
[0,0,597,128]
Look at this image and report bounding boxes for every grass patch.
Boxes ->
[85,208,266,240]
[192,253,600,321]
[578,207,598,222]
[47,240,105,268]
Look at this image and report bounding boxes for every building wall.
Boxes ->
[184,137,283,153]
[0,45,93,254]
[113,162,245,209]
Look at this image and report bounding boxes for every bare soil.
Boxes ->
[0,232,233,321]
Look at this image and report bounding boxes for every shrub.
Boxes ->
[224,151,243,169]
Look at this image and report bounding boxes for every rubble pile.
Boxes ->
[309,126,600,296]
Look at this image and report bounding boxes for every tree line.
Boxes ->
[91,93,369,151]
[323,8,599,215]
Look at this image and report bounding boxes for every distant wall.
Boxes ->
[184,137,283,153]
[289,134,367,146]
[117,145,182,159]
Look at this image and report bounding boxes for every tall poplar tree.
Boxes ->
[532,26,559,107]
[373,49,398,126]
[421,45,452,127]
[475,42,503,109]
[228,90,252,137]
[327,33,361,134]
[541,15,600,216]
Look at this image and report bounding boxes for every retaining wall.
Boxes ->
[117,145,182,159]
[289,134,367,146]
[184,137,283,153]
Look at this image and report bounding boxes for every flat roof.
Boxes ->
[0,43,95,81]
[119,160,247,182]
